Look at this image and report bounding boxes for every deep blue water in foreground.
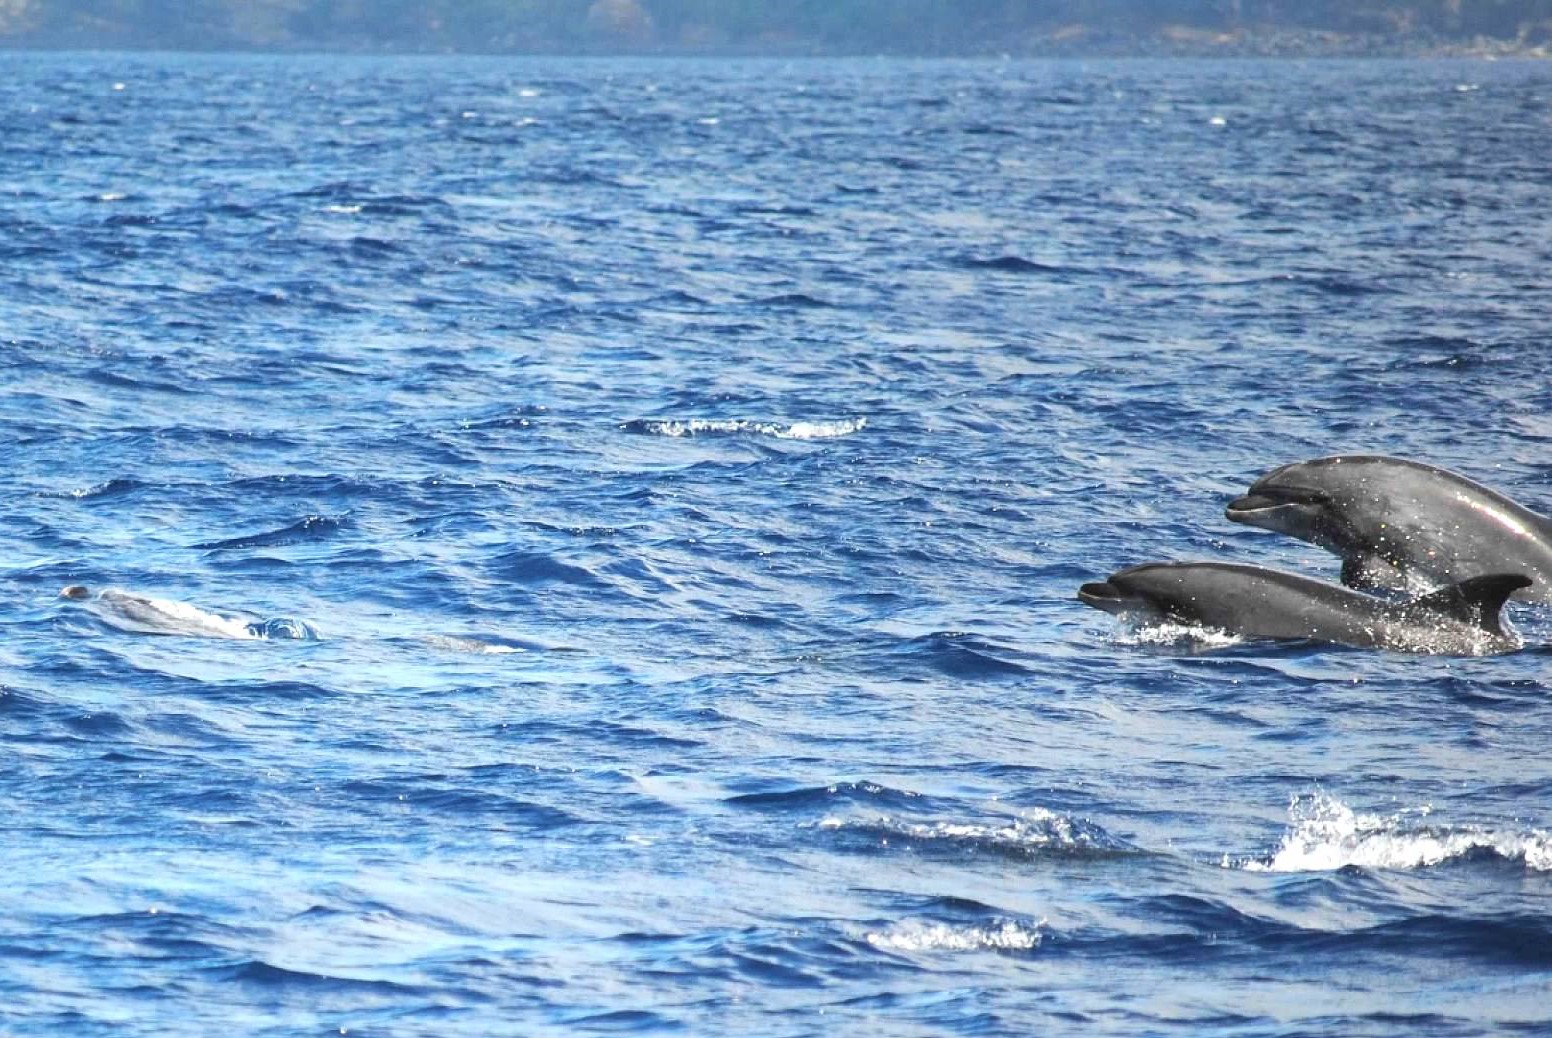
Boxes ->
[3,53,1552,1036]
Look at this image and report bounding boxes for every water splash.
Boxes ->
[1114,621,1243,651]
[1234,792,1552,872]
[620,417,867,440]
[864,918,1046,954]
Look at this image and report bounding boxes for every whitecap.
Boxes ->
[1233,791,1552,873]
[780,419,867,440]
[864,918,1045,953]
[623,417,866,440]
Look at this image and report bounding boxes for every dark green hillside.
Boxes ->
[2,0,1549,54]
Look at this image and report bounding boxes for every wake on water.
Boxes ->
[1104,609,1524,658]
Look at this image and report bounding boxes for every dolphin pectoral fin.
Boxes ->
[1340,553,1406,591]
[1407,573,1533,634]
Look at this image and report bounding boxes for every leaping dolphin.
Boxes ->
[1078,561,1528,655]
[1226,455,1552,603]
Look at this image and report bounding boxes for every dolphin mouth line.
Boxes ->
[1077,581,1129,612]
[1225,496,1298,522]
[1226,486,1331,518]
[1078,580,1162,619]
[1225,493,1276,516]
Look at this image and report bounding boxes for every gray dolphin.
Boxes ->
[1078,561,1528,655]
[1226,455,1552,603]
[59,585,320,640]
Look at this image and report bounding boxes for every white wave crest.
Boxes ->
[628,417,867,440]
[1234,792,1552,873]
[865,918,1046,953]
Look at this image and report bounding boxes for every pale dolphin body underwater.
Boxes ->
[60,586,320,640]
[1077,562,1528,655]
[1226,455,1552,603]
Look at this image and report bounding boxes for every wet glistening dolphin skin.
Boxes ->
[1226,455,1552,603]
[1078,562,1529,655]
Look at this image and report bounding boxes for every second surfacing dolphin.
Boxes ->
[1078,561,1529,656]
[1226,455,1552,603]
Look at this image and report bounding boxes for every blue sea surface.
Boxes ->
[2,53,1552,1036]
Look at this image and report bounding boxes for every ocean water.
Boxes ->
[2,52,1551,1036]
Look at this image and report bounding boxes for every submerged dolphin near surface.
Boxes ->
[1078,562,1528,655]
[1227,455,1552,603]
[60,586,320,640]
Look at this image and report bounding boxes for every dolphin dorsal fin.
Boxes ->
[1408,573,1532,632]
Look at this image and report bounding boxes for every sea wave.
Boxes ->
[817,806,1134,860]
[194,514,350,551]
[1233,792,1552,873]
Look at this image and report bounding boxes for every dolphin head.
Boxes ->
[1077,578,1144,616]
[1225,458,1371,552]
[1077,564,1184,622]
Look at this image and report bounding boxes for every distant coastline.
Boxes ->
[0,6,1549,59]
[1010,24,1552,59]
[2,35,1548,59]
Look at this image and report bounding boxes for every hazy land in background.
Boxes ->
[0,0,1550,56]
